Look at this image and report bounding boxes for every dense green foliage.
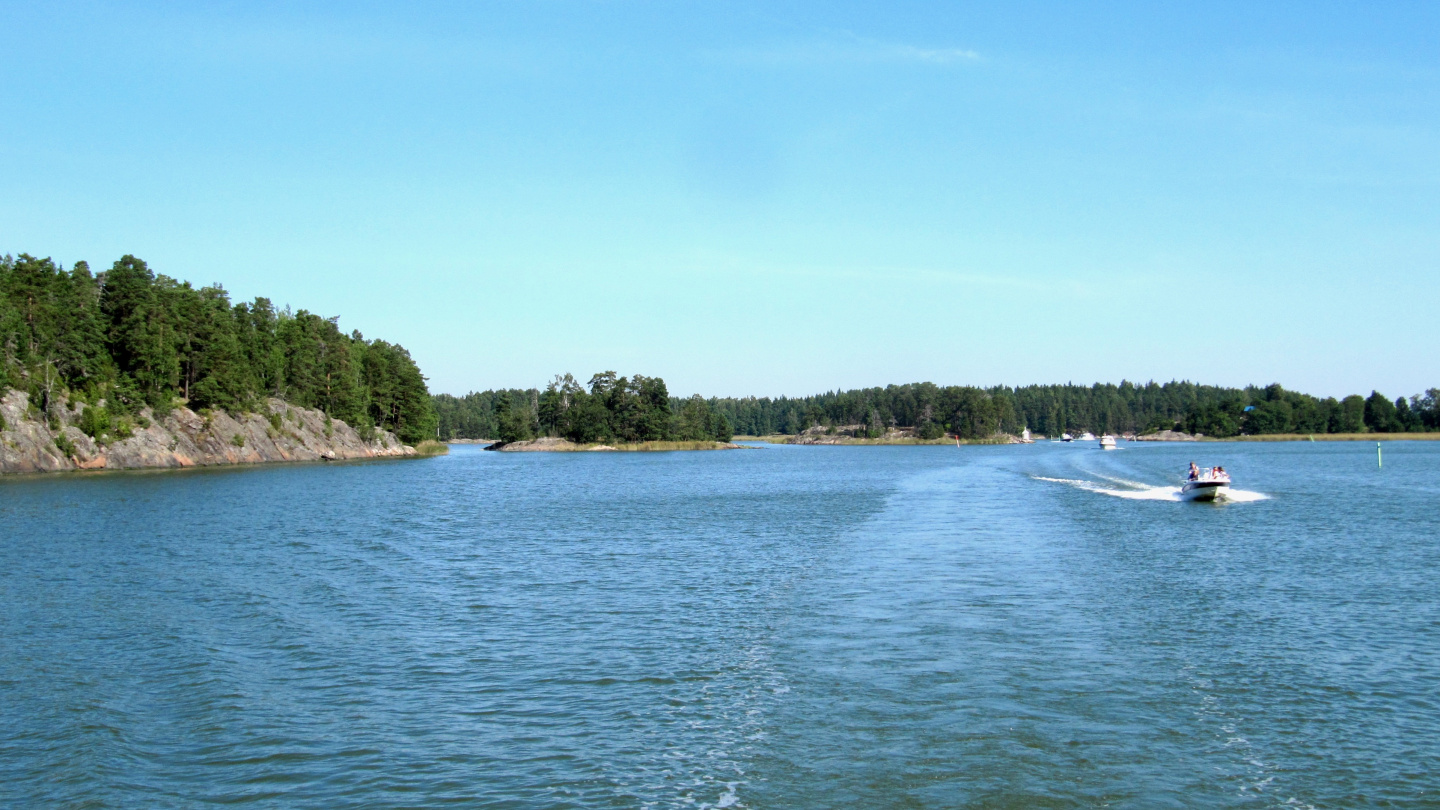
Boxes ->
[438,378,1439,441]
[436,372,732,443]
[701,381,1440,439]
[1,253,436,443]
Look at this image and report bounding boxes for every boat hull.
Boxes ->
[1181,481,1229,502]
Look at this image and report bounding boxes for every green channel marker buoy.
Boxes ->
[1378,442,1382,468]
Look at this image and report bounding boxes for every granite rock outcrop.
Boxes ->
[0,390,414,475]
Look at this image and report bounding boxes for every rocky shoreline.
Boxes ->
[1135,429,1202,441]
[0,390,414,475]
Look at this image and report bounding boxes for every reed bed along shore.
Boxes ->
[729,432,1440,445]
[1218,433,1440,442]
[599,440,743,451]
[479,437,743,452]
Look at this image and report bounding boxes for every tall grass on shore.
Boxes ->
[1221,433,1440,442]
[414,440,450,455]
[734,434,1005,446]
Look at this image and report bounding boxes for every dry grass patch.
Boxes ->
[1222,433,1440,442]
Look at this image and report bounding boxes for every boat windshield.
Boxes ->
[1188,465,1230,483]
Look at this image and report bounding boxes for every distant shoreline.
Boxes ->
[1215,433,1440,442]
[734,435,1004,446]
[447,432,1440,449]
[734,432,1440,445]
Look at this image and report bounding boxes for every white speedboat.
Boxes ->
[1061,433,1074,442]
[1180,468,1231,502]
[1099,435,1117,449]
[1079,432,1097,442]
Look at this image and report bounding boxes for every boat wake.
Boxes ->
[1032,476,1267,503]
[1212,487,1267,503]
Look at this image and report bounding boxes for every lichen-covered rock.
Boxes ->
[1136,429,1202,442]
[488,436,584,451]
[61,426,104,469]
[0,390,71,473]
[0,391,415,475]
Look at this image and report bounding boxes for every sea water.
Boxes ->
[2,441,1437,807]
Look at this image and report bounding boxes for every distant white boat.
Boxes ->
[1079,432,1097,442]
[1061,433,1074,442]
[1099,435,1117,450]
[1181,468,1231,502]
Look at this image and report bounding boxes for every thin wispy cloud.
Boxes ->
[887,44,983,65]
[711,31,980,68]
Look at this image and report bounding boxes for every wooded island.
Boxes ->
[1,253,437,454]
[472,372,734,446]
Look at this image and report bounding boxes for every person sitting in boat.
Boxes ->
[1214,465,1227,481]
[1188,462,1200,481]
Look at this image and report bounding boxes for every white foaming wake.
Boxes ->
[1218,488,1268,503]
[1094,473,1158,490]
[1032,476,1267,503]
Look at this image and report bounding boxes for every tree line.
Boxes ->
[1,253,436,444]
[435,372,732,443]
[706,381,1440,438]
[439,379,1439,441]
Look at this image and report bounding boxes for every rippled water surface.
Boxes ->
[3,441,1438,807]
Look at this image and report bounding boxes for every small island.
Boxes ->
[477,372,739,451]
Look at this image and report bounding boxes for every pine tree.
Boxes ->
[100,255,179,410]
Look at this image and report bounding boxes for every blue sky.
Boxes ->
[3,1,1437,399]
